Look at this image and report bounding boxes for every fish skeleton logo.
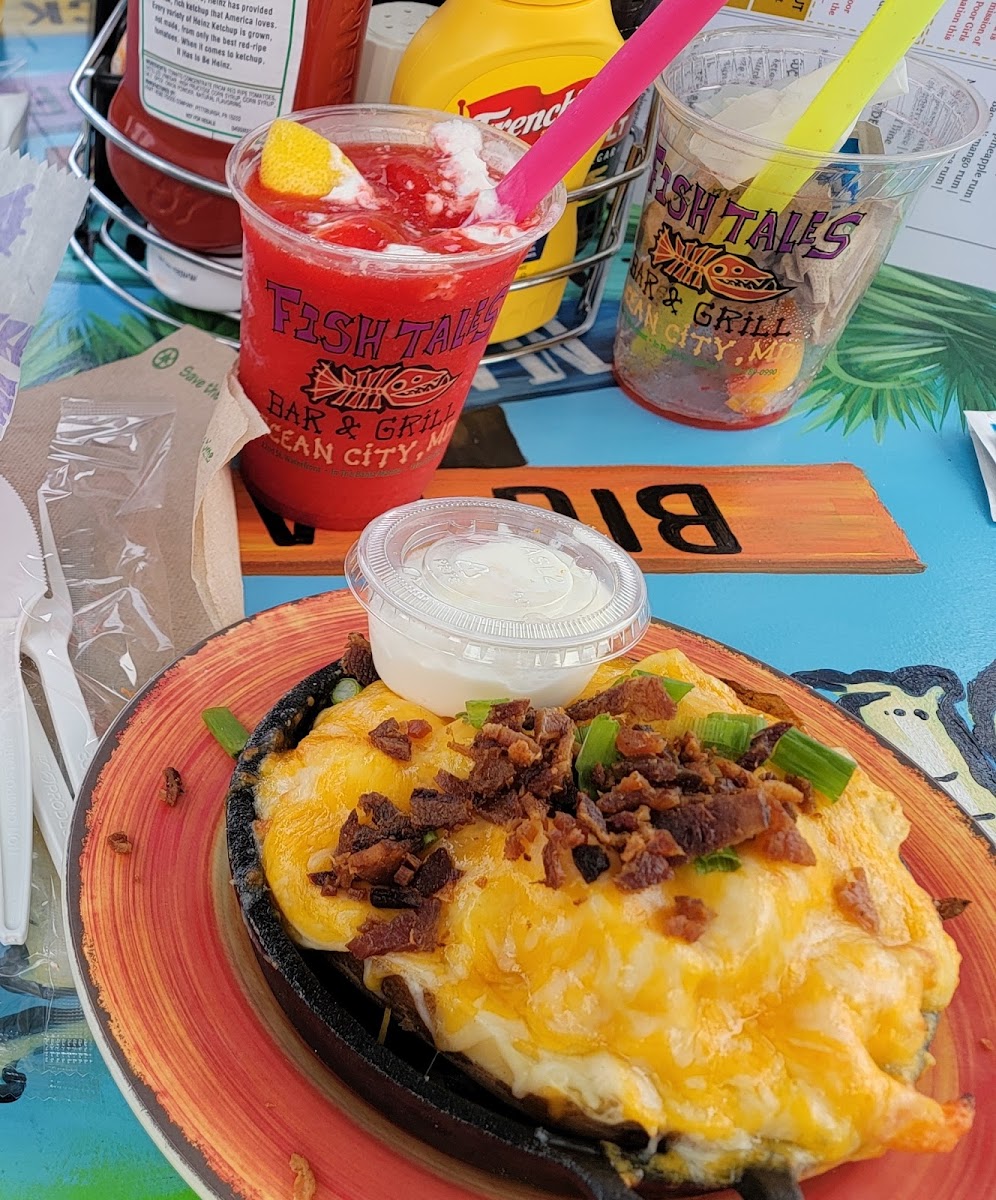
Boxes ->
[650,224,790,304]
[303,360,457,411]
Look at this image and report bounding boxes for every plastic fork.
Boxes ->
[22,490,98,794]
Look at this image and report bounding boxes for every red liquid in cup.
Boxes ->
[232,114,561,530]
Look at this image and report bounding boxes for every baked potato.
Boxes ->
[250,642,972,1194]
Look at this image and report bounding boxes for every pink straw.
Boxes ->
[494,0,730,222]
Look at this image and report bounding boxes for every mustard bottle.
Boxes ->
[391,0,622,343]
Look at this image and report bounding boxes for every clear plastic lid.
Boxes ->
[344,497,650,662]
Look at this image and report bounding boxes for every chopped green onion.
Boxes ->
[694,712,767,758]
[421,830,439,849]
[769,727,856,801]
[332,677,362,704]
[202,706,250,758]
[462,698,510,728]
[633,669,694,703]
[377,1006,392,1045]
[576,713,620,796]
[694,847,742,874]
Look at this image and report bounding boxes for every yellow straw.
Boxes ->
[737,0,947,217]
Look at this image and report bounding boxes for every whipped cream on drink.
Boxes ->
[252,116,525,255]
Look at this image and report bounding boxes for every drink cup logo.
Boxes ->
[651,224,791,304]
[457,82,591,145]
[303,360,458,411]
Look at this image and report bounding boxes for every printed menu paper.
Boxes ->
[716,1,996,293]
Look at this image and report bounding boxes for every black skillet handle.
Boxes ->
[543,1143,805,1200]
[736,1169,805,1200]
[540,1145,643,1200]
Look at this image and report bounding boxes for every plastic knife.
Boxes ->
[0,475,46,944]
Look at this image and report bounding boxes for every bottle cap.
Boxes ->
[356,2,437,104]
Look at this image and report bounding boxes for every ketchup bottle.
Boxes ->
[108,0,373,254]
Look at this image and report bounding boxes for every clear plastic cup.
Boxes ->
[614,26,989,429]
[227,106,566,529]
[344,497,650,716]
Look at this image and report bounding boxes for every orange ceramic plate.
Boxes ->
[65,590,996,1200]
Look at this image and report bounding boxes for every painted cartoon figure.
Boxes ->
[650,224,791,303]
[795,661,996,838]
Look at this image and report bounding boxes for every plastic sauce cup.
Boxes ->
[344,497,651,716]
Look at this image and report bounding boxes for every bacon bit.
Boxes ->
[739,721,792,771]
[474,788,525,826]
[619,817,655,861]
[567,675,676,724]
[368,718,412,761]
[615,725,667,758]
[980,1037,994,1052]
[308,869,339,896]
[160,766,184,806]
[598,771,680,816]
[616,850,672,891]
[607,807,651,835]
[542,838,566,889]
[474,876,489,888]
[532,706,572,742]
[335,810,363,855]
[346,840,413,885]
[407,719,432,741]
[759,778,806,808]
[480,722,542,767]
[720,679,800,725]
[409,787,472,832]
[576,794,611,842]
[107,831,133,854]
[934,897,971,921]
[346,897,442,960]
[572,843,610,882]
[835,868,880,935]
[340,632,379,688]
[713,757,753,787]
[412,846,462,897]
[289,1152,317,1200]
[489,699,532,730]
[785,773,816,812]
[393,853,422,887]
[359,793,414,840]
[660,895,714,943]
[369,885,423,909]
[504,818,542,861]
[752,801,816,867]
[653,791,771,859]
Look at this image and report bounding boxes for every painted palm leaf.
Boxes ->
[800,265,996,439]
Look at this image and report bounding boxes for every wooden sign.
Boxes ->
[236,463,921,575]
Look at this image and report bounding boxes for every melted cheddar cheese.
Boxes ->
[255,651,970,1186]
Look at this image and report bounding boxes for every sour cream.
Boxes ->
[345,498,649,716]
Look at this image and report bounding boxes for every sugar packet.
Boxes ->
[0,150,90,439]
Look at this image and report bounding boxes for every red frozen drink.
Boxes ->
[227,106,565,530]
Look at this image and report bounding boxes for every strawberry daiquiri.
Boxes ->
[227,106,565,530]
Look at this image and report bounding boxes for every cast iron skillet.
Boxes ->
[226,657,804,1200]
